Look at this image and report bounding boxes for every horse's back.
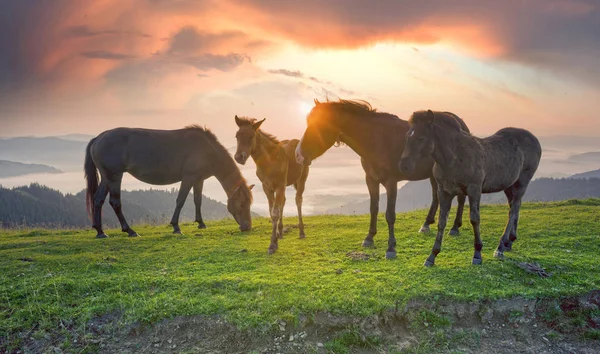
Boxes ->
[90,127,213,184]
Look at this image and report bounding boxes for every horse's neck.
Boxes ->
[212,150,244,198]
[251,131,279,165]
[337,113,388,158]
[431,128,461,170]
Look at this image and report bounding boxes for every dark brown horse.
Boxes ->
[295,99,470,259]
[234,116,310,254]
[399,110,541,266]
[84,125,254,238]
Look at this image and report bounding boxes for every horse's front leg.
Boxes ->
[449,194,466,236]
[362,171,379,247]
[425,189,453,266]
[193,179,206,229]
[383,179,398,259]
[420,176,438,233]
[467,188,483,265]
[268,185,286,254]
[170,179,194,234]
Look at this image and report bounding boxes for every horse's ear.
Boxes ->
[314,98,320,105]
[426,110,435,124]
[235,115,243,127]
[252,118,266,130]
[249,184,255,190]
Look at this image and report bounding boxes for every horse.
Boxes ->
[398,110,542,266]
[294,99,470,259]
[84,125,254,238]
[234,116,310,254]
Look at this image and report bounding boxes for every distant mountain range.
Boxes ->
[0,160,62,178]
[567,152,600,164]
[0,184,255,229]
[570,169,600,179]
[0,137,87,170]
[327,177,600,215]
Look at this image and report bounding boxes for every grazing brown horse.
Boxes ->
[295,99,470,259]
[399,110,541,266]
[84,125,254,238]
[234,116,310,254]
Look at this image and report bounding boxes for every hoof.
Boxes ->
[173,230,183,235]
[424,259,435,267]
[419,225,431,233]
[267,247,278,255]
[362,239,375,248]
[96,233,109,239]
[493,250,504,259]
[386,251,397,260]
[128,232,139,237]
[198,223,207,229]
[448,228,460,236]
[505,244,513,252]
[472,258,482,265]
[299,233,306,239]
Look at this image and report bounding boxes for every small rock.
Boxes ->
[289,335,294,342]
[335,269,343,274]
[317,342,324,348]
[542,337,549,342]
[167,339,172,344]
[154,343,160,347]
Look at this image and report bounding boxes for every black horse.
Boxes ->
[399,110,542,266]
[295,99,470,259]
[84,125,254,238]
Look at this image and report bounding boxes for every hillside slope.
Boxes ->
[329,177,600,214]
[0,160,62,178]
[0,184,241,228]
[1,200,599,352]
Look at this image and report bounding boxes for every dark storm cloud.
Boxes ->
[232,0,600,86]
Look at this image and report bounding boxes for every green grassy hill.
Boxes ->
[1,200,599,353]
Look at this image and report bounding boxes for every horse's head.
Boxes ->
[234,115,265,165]
[399,110,436,175]
[227,181,254,231]
[295,99,341,166]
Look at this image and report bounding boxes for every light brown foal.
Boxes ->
[234,116,310,254]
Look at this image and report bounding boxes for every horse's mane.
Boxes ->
[313,98,399,123]
[410,111,463,132]
[235,116,280,144]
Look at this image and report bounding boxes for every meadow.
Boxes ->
[1,199,599,353]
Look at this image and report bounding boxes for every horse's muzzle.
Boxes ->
[239,223,251,232]
[398,158,414,175]
[234,152,248,165]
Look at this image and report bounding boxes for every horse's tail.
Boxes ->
[84,138,99,219]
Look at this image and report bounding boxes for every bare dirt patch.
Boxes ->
[7,291,600,353]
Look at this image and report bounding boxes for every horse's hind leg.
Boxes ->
[170,179,194,234]
[420,176,438,233]
[449,194,466,236]
[193,179,207,229]
[93,179,110,238]
[107,174,138,237]
[495,181,527,258]
[362,171,379,247]
[294,166,309,239]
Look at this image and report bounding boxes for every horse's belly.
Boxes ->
[128,169,182,185]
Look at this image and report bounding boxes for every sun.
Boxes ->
[298,101,314,117]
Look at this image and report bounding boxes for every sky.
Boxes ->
[1,0,600,143]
